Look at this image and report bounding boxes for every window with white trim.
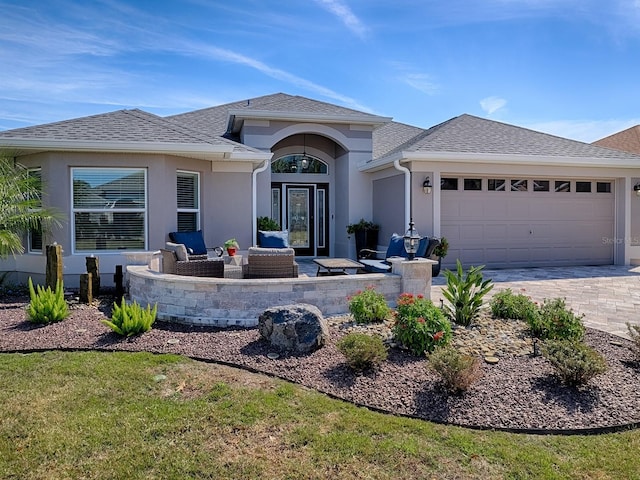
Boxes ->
[176,171,200,231]
[72,168,147,252]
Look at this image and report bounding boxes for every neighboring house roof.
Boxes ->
[593,125,640,155]
[363,114,640,170]
[0,109,268,161]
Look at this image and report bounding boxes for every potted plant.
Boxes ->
[224,238,239,256]
[346,219,380,257]
[257,216,280,231]
[432,237,449,277]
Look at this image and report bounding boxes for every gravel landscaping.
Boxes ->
[2,293,640,434]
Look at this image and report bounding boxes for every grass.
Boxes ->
[1,351,639,479]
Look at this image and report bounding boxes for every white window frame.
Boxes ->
[71,167,148,254]
[176,170,200,231]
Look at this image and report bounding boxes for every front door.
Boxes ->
[272,183,329,256]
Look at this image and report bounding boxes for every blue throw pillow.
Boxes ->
[416,236,429,258]
[385,234,405,258]
[258,230,289,248]
[169,230,207,255]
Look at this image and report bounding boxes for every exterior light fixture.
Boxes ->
[422,176,432,194]
[300,134,311,171]
[403,220,421,260]
[634,184,640,197]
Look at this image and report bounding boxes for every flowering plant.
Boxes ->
[392,293,451,355]
[347,286,391,324]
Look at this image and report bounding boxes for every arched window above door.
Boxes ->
[271,154,328,174]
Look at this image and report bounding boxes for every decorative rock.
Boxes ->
[267,352,280,360]
[484,356,499,364]
[167,339,180,345]
[258,304,328,354]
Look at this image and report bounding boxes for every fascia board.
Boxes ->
[0,138,236,154]
[227,109,392,126]
[360,150,640,171]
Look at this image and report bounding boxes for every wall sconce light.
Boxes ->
[634,184,640,197]
[422,176,432,195]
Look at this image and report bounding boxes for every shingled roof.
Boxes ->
[593,125,640,155]
[167,93,391,141]
[374,114,640,162]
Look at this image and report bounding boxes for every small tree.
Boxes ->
[0,152,63,258]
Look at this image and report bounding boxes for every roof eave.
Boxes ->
[360,151,640,171]
[227,109,392,134]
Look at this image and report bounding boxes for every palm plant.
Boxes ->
[0,152,63,258]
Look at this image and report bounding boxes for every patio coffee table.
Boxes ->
[313,258,364,276]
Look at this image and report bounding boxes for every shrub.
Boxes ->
[490,288,537,322]
[347,286,391,324]
[336,332,388,371]
[392,293,452,355]
[441,260,493,327]
[257,216,280,231]
[102,298,157,336]
[26,277,69,324]
[627,322,640,360]
[428,346,482,394]
[528,298,584,341]
[541,340,607,387]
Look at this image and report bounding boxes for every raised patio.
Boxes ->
[127,257,436,328]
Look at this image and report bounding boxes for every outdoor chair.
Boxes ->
[168,230,223,257]
[358,234,440,273]
[161,242,224,277]
[242,247,299,279]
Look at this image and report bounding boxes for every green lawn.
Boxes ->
[1,351,638,479]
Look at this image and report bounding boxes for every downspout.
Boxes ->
[393,159,411,227]
[252,159,271,245]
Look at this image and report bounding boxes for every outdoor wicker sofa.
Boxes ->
[161,242,224,277]
[242,247,299,279]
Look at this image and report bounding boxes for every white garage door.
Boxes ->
[440,177,614,268]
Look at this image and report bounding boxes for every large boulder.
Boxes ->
[258,304,328,354]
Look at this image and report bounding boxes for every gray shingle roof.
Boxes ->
[167,93,388,139]
[0,109,260,153]
[378,114,640,161]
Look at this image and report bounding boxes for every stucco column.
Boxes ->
[388,257,437,299]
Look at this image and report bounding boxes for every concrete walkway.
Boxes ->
[432,265,640,339]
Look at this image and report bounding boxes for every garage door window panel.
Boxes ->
[533,180,550,192]
[488,179,506,191]
[511,179,528,191]
[441,178,458,190]
[464,178,482,191]
[576,181,592,193]
[597,182,612,193]
[555,181,571,192]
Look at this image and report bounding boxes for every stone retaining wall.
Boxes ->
[127,258,434,328]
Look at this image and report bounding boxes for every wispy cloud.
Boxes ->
[403,74,440,96]
[313,0,369,38]
[480,96,507,115]
[526,118,640,143]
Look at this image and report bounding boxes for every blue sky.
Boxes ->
[1,0,639,142]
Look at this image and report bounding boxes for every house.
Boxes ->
[594,125,640,155]
[1,93,640,287]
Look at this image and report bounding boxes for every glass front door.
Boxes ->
[271,183,329,256]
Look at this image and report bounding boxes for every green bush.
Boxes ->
[441,260,493,327]
[102,298,157,336]
[347,286,391,324]
[392,293,451,355]
[336,332,388,371]
[528,298,585,341]
[627,322,640,361]
[257,216,280,231]
[26,277,69,324]
[541,340,607,387]
[428,346,482,394]
[490,288,537,321]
